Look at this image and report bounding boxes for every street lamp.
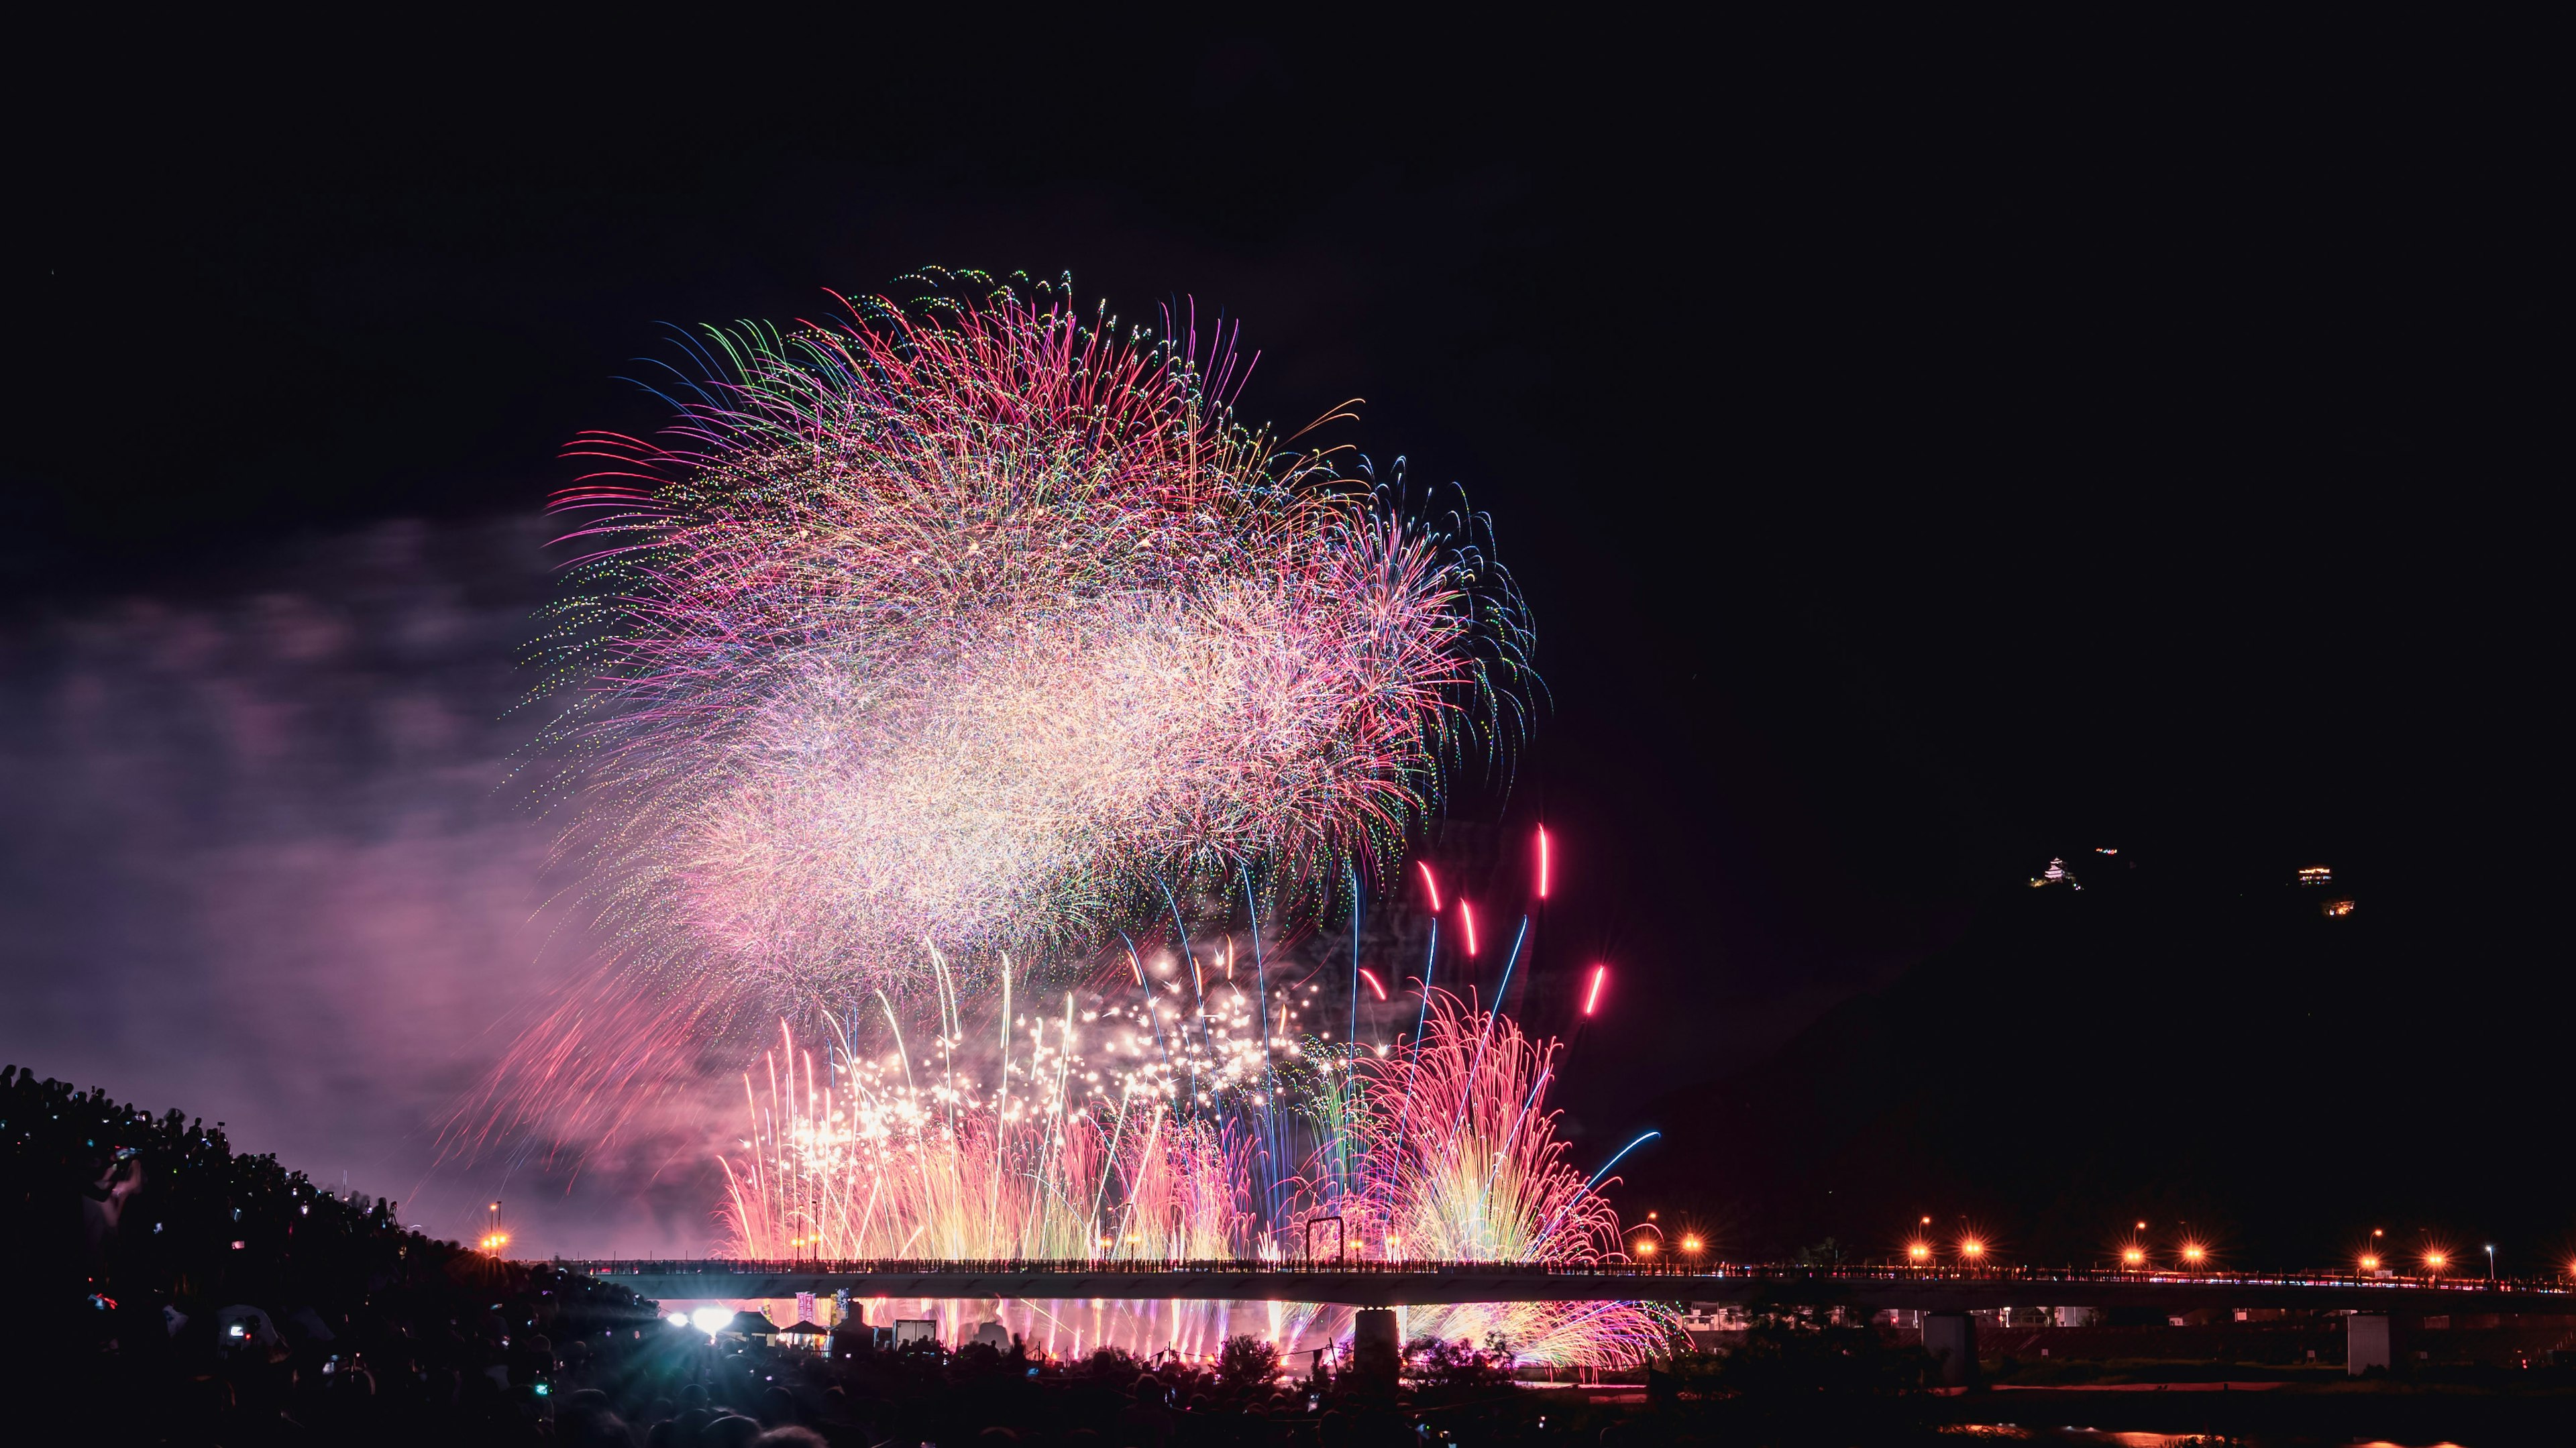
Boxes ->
[2484,1245,2496,1282]
[2123,1247,2145,1269]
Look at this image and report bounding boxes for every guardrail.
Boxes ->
[555,1257,2575,1298]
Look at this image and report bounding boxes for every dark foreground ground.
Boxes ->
[15,1062,2575,1443]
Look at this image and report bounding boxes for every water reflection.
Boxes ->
[1947,1422,2473,1432]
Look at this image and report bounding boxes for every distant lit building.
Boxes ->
[2029,857,2080,890]
[2296,865,2353,916]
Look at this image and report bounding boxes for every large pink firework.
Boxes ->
[525,269,1528,1022]
[1322,993,1676,1365]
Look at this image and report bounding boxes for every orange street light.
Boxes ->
[2359,1254,2380,1273]
[2181,1243,2207,1268]
[2123,1247,2145,1268]
[1908,1241,1933,1264]
[1960,1237,1987,1262]
[1635,1238,1657,1257]
[2425,1250,2448,1274]
[1680,1235,1703,1255]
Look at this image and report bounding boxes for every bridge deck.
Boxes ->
[559,1260,2576,1313]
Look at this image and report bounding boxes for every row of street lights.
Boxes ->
[1628,1214,1705,1260]
[1892,1219,2513,1279]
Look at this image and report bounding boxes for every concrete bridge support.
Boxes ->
[1923,1311,1978,1386]
[1351,1307,1400,1381]
[2348,1312,2406,1376]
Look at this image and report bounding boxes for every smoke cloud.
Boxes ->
[0,516,724,1256]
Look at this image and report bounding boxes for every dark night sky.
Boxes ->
[2,23,2556,1256]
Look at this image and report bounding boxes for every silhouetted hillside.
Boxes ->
[1620,854,2573,1269]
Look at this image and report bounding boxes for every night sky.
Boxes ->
[3,27,2555,1258]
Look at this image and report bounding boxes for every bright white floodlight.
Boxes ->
[690,1306,731,1335]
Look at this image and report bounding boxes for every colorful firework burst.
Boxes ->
[526,269,1529,1023]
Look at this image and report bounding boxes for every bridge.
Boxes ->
[561,1258,2576,1315]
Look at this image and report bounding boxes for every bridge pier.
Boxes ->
[1923,1311,1978,1386]
[2348,1313,2407,1376]
[1351,1307,1400,1381]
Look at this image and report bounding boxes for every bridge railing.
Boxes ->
[552,1257,2573,1296]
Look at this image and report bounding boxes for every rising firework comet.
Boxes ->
[523,268,1528,1034]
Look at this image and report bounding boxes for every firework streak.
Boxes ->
[721,995,1673,1367]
